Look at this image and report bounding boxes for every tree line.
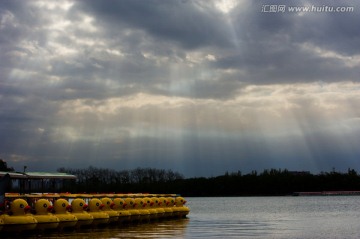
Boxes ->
[2,158,360,196]
[57,166,360,196]
[175,168,360,196]
[57,166,184,193]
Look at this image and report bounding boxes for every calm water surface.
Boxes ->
[16,196,360,238]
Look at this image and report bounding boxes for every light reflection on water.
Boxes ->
[9,196,360,238]
[186,196,360,238]
[19,219,189,239]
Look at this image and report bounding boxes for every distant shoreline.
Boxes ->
[293,191,360,196]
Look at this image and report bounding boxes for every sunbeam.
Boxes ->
[1,0,360,176]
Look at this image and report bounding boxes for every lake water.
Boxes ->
[16,196,360,238]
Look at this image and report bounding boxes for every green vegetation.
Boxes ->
[57,167,360,196]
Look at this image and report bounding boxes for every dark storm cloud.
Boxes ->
[290,4,360,55]
[66,0,360,91]
[75,0,234,49]
[234,0,360,55]
[211,0,360,84]
[0,1,49,50]
[214,46,360,84]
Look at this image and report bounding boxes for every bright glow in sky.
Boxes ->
[1,0,360,177]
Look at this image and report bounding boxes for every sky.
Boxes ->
[1,0,360,177]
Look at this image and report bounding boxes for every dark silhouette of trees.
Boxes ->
[0,159,14,172]
[57,166,184,193]
[57,166,360,196]
[3,157,359,196]
[178,168,360,196]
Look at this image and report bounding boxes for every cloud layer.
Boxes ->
[1,0,360,177]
